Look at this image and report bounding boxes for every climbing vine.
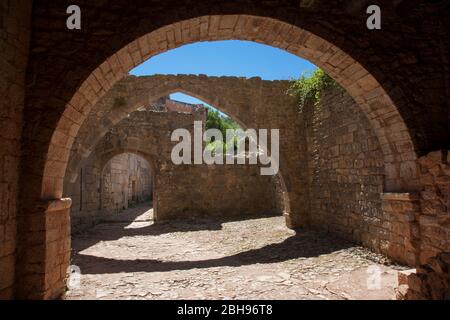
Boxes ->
[288,68,336,111]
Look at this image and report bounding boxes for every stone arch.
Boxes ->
[17,14,424,299]
[67,79,294,222]
[97,148,157,218]
[42,15,419,205]
[66,74,280,183]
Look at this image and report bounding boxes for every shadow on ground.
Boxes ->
[72,203,283,253]
[73,216,355,275]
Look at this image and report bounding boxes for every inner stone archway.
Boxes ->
[19,14,422,299]
[66,93,289,224]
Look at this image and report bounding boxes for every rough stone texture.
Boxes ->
[397,253,450,300]
[155,164,280,221]
[0,1,447,299]
[303,86,386,253]
[101,154,152,214]
[417,150,450,264]
[66,204,403,300]
[66,75,306,227]
[65,107,281,232]
[18,7,446,298]
[0,0,31,300]
[65,153,152,233]
[65,75,447,272]
[16,198,72,299]
[380,193,421,266]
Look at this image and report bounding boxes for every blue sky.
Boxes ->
[130,40,316,107]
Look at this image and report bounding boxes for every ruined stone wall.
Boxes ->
[14,3,449,298]
[65,153,152,233]
[0,0,31,299]
[66,75,307,228]
[303,85,386,254]
[398,253,450,300]
[65,153,99,233]
[65,109,280,231]
[156,164,279,220]
[65,75,449,270]
[417,150,450,264]
[101,154,151,215]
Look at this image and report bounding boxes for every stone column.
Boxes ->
[17,199,71,299]
[416,150,450,264]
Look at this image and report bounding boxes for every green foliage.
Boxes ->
[205,109,241,154]
[288,68,336,110]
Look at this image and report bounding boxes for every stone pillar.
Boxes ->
[417,150,450,264]
[0,0,32,299]
[17,199,71,299]
[381,193,421,266]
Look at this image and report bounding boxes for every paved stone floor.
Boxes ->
[66,204,407,300]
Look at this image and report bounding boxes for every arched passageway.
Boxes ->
[39,15,419,202]
[64,151,155,234]
[65,99,287,225]
[7,4,447,299]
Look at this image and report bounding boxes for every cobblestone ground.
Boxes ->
[66,204,406,300]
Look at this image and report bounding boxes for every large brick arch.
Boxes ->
[20,9,446,298]
[40,15,419,205]
[74,109,288,224]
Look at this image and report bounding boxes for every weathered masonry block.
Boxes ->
[16,199,71,300]
[65,106,281,232]
[3,2,446,299]
[380,193,421,266]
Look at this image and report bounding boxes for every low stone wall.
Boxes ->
[392,150,450,299]
[156,164,279,220]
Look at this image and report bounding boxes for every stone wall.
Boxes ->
[417,150,450,264]
[66,75,308,228]
[65,153,152,233]
[65,108,281,231]
[303,85,386,253]
[156,164,279,220]
[101,154,152,214]
[378,150,450,268]
[302,86,450,270]
[11,2,449,299]
[397,253,450,300]
[0,0,30,299]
